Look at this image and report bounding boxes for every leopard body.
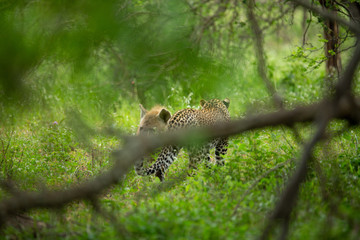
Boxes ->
[135,98,230,181]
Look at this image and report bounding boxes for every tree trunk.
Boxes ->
[319,0,342,89]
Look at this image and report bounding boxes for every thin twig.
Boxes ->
[334,0,354,20]
[335,43,360,98]
[260,112,332,240]
[232,158,294,216]
[302,10,312,47]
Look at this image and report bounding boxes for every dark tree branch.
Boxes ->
[247,0,304,156]
[260,111,332,240]
[291,0,360,36]
[255,1,360,239]
[335,43,360,98]
[1,96,360,227]
[302,10,312,47]
[1,1,360,236]
[334,0,354,20]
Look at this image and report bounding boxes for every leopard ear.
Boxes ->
[158,109,171,123]
[223,98,230,108]
[139,104,147,119]
[200,99,207,107]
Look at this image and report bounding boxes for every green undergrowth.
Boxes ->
[2,112,360,239]
[2,1,360,239]
[2,48,360,239]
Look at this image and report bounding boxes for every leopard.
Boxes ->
[137,104,171,135]
[135,98,230,181]
[136,104,171,164]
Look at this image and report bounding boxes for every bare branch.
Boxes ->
[247,0,283,108]
[260,112,332,240]
[335,43,360,98]
[334,0,354,20]
[2,0,360,237]
[291,0,360,36]
[247,0,305,151]
[256,2,360,238]
[302,10,312,47]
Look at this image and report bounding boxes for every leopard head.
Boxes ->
[137,104,171,135]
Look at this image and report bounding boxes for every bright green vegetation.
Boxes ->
[2,52,360,239]
[1,0,360,239]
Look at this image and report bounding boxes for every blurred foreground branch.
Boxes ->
[1,95,360,227]
[258,1,360,239]
[1,1,360,239]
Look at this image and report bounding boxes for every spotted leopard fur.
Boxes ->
[135,98,230,181]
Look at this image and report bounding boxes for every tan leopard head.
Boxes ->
[200,98,230,109]
[137,104,171,135]
[199,98,230,121]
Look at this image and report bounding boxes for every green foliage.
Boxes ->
[0,120,117,189]
[1,0,360,239]
[4,89,360,239]
[39,122,76,162]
